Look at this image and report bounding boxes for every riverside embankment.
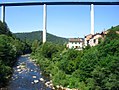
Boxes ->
[6,55,52,90]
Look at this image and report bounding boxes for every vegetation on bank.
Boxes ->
[0,21,31,87]
[31,27,119,89]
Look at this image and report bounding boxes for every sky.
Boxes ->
[0,0,119,38]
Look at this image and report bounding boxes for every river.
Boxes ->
[7,55,51,90]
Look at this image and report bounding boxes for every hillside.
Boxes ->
[108,25,119,31]
[31,26,119,89]
[14,31,68,44]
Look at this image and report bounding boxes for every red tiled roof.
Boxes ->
[69,38,83,42]
[85,34,93,40]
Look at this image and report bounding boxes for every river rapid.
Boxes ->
[6,55,51,90]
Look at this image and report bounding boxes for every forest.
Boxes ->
[31,26,119,89]
[0,21,31,87]
[14,31,68,45]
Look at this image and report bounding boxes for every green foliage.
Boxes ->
[0,21,12,36]
[109,25,119,31]
[0,35,17,65]
[31,40,40,53]
[52,70,67,86]
[41,42,59,58]
[0,35,16,87]
[84,44,91,50]
[31,26,119,89]
[106,30,119,41]
[0,21,31,87]
[14,31,68,44]
[58,49,81,74]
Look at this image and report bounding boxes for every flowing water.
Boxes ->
[7,55,51,90]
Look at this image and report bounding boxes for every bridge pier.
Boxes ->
[1,5,5,22]
[90,4,94,35]
[43,4,47,43]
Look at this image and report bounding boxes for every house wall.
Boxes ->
[85,34,103,47]
[84,34,93,47]
[68,41,83,50]
[89,34,102,46]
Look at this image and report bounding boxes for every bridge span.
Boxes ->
[0,1,119,43]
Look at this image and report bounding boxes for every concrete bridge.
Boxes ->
[0,1,119,43]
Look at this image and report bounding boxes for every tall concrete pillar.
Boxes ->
[43,4,47,43]
[1,5,5,22]
[90,4,94,35]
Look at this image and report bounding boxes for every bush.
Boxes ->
[31,29,119,89]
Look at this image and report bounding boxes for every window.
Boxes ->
[75,42,77,44]
[94,39,96,43]
[87,40,89,44]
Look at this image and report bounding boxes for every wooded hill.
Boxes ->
[14,31,68,44]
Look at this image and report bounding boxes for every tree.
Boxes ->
[0,21,12,36]
[31,40,40,52]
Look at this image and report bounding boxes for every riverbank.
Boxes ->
[5,55,51,90]
[28,56,55,89]
[30,31,119,90]
[30,43,82,90]
[30,55,79,90]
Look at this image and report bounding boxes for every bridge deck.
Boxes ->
[0,2,119,6]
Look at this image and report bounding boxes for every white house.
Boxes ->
[67,38,84,50]
[67,30,119,50]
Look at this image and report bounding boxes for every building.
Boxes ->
[84,33,104,47]
[89,33,103,46]
[84,34,93,47]
[67,38,84,50]
[68,30,119,49]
